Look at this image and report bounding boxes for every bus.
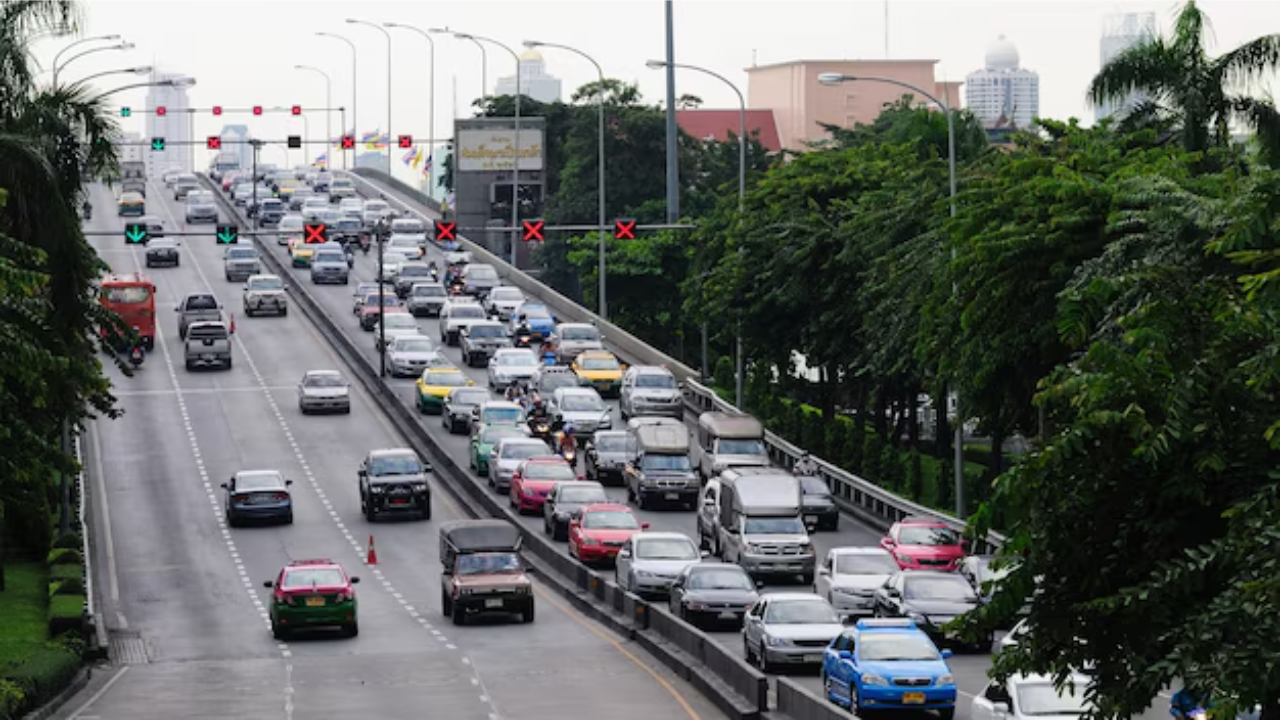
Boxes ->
[100,273,156,350]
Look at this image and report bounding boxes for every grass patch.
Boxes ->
[0,563,49,672]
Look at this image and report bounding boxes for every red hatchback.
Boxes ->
[509,457,578,514]
[568,503,649,565]
[880,516,967,571]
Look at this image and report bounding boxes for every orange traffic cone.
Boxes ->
[229,313,236,334]
[366,536,378,566]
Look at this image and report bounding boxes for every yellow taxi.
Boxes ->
[415,367,474,415]
[571,350,626,398]
[277,180,301,203]
[117,192,145,217]
[289,236,318,268]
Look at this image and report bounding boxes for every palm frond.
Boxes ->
[1229,97,1280,166]
[1213,33,1280,90]
[0,1,80,114]
[1169,1,1209,58]
[1087,40,1179,110]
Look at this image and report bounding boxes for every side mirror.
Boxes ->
[358,469,368,477]
[423,462,434,472]
[702,498,715,507]
[755,580,766,588]
[262,581,274,588]
[350,577,360,584]
[618,549,631,558]
[886,587,902,597]
[174,306,180,312]
[941,648,954,659]
[879,537,895,550]
[285,480,293,486]
[838,650,853,660]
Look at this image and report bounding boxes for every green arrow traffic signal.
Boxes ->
[215,225,239,244]
[150,137,165,151]
[124,223,148,245]
[121,106,132,118]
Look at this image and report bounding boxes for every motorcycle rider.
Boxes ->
[504,380,525,404]
[559,424,578,466]
[427,259,439,280]
[1170,688,1210,720]
[81,200,92,219]
[126,326,145,366]
[514,315,533,345]
[793,452,819,476]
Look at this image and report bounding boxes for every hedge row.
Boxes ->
[45,541,86,641]
[0,639,82,719]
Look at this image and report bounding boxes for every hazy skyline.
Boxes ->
[32,1,1280,183]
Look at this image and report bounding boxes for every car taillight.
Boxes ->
[233,493,249,504]
[337,589,354,603]
[273,493,289,501]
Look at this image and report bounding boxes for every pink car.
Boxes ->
[880,517,967,571]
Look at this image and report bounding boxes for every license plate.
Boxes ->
[664,492,679,500]
[903,692,926,704]
[484,598,504,608]
[391,498,408,505]
[804,515,817,524]
[718,611,739,620]
[803,654,823,663]
[202,354,215,360]
[305,597,324,607]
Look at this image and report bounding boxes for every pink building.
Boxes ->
[676,109,783,152]
[746,60,963,151]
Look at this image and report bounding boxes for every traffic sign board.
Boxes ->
[287,135,302,149]
[120,106,131,118]
[212,105,223,116]
[398,135,413,149]
[304,223,327,244]
[207,136,222,150]
[124,223,148,245]
[340,136,355,150]
[291,105,302,115]
[614,218,637,240]
[150,137,166,151]
[215,225,239,244]
[156,105,166,116]
[433,220,456,242]
[522,219,545,243]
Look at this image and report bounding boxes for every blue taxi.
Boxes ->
[820,618,957,719]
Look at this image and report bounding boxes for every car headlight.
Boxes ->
[636,570,656,578]
[369,485,385,494]
[763,635,789,647]
[581,537,599,546]
[897,554,913,564]
[936,674,955,686]
[411,483,427,492]
[833,586,859,595]
[861,673,889,687]
[599,415,612,428]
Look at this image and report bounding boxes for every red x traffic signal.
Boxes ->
[291,105,302,115]
[614,218,637,240]
[252,105,263,116]
[206,136,222,150]
[340,135,355,150]
[433,220,456,242]
[155,105,166,116]
[304,223,327,244]
[212,105,223,116]
[522,219,545,243]
[398,135,413,149]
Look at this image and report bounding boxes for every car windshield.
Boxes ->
[559,486,608,504]
[561,394,605,412]
[483,428,524,446]
[336,219,361,230]
[281,568,345,589]
[799,477,831,495]
[279,219,303,231]
[365,294,398,306]
[413,285,446,297]
[687,568,754,590]
[365,201,388,212]
[355,284,379,296]
[263,200,283,209]
[425,371,467,386]
[859,634,941,662]
[764,599,838,625]
[1015,682,1090,717]
[717,438,766,455]
[636,538,698,560]
[314,252,345,264]
[521,305,551,319]
[304,374,344,388]
[897,526,961,546]
[369,454,422,476]
[905,575,977,602]
[392,221,425,233]
[451,306,485,319]
[541,374,578,391]
[184,295,217,310]
[498,354,536,367]
[834,553,900,575]
[394,338,433,353]
[580,356,620,371]
[455,553,521,576]
[235,473,284,491]
[593,435,627,452]
[400,266,432,277]
[636,374,677,389]
[560,327,600,341]
[249,278,282,291]
[483,408,523,425]
[382,315,417,329]
[501,443,547,460]
[467,266,498,281]
[743,516,806,535]
[524,462,576,481]
[228,248,257,259]
[582,510,638,530]
[451,389,489,406]
[469,325,505,338]
[492,288,523,301]
[640,454,691,471]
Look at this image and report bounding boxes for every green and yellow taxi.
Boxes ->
[469,423,528,476]
[415,367,474,414]
[264,559,359,639]
[571,350,626,398]
[117,192,145,217]
[288,235,318,267]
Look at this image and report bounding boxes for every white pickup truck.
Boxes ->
[184,321,232,371]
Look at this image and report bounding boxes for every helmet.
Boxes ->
[510,380,522,389]
[563,424,574,435]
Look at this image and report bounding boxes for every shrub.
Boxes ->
[49,578,84,597]
[0,679,24,719]
[2,646,79,715]
[46,548,81,566]
[47,565,81,583]
[50,533,82,551]
[713,355,733,393]
[46,595,83,638]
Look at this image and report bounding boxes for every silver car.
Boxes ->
[484,286,527,321]
[242,274,287,317]
[406,282,448,317]
[385,334,443,378]
[488,437,556,493]
[487,348,540,389]
[814,547,899,617]
[373,314,421,351]
[615,532,704,597]
[742,593,844,670]
[553,323,605,364]
[297,370,351,414]
[549,387,612,436]
[619,365,684,420]
[542,480,609,541]
[224,246,261,282]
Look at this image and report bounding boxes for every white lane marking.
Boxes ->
[114,385,296,396]
[67,666,130,719]
[87,423,126,630]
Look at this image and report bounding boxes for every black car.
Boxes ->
[668,563,761,628]
[584,431,629,486]
[144,238,180,268]
[798,475,839,531]
[358,449,432,522]
[872,570,990,651]
[330,217,365,245]
[441,387,490,435]
[541,481,608,541]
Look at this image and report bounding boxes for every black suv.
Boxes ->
[358,449,432,522]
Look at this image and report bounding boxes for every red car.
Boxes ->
[568,503,649,565]
[880,516,967,571]
[509,457,578,514]
[263,559,360,639]
[359,295,406,331]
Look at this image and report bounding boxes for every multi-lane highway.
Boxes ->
[67,181,726,720]
[199,171,1003,706]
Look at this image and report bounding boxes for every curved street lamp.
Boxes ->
[431,27,486,101]
[385,22,437,197]
[54,41,134,85]
[345,20,394,179]
[295,66,334,168]
[73,65,152,86]
[95,76,195,99]
[51,34,121,82]
[316,32,357,167]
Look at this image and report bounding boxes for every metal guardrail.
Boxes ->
[340,169,1005,553]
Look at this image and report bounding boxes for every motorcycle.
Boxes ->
[528,417,553,446]
[360,235,371,255]
[514,330,534,348]
[128,344,145,367]
[560,442,577,467]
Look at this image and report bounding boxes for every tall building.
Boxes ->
[143,72,193,177]
[964,36,1040,129]
[747,59,962,151]
[1097,13,1157,121]
[494,49,562,104]
[219,124,252,169]
[118,132,144,164]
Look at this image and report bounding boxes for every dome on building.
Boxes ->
[519,48,543,63]
[985,35,1020,70]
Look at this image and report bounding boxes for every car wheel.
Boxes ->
[283,512,293,525]
[522,603,535,623]
[280,307,288,316]
[849,682,862,715]
[365,503,376,523]
[422,501,431,521]
[441,589,452,617]
[271,622,287,640]
[755,641,772,673]
[345,621,358,638]
[452,608,466,626]
[299,405,309,415]
[939,708,956,720]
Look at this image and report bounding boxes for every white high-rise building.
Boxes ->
[964,36,1040,129]
[494,49,562,104]
[219,124,252,169]
[118,132,144,164]
[144,72,193,177]
[1097,13,1157,122]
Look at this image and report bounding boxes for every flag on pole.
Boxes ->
[420,155,433,177]
[313,152,328,168]
[401,146,418,166]
[363,130,388,149]
[411,150,423,169]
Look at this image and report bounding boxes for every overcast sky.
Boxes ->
[31,0,1280,175]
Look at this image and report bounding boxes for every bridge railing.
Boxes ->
[340,168,1004,552]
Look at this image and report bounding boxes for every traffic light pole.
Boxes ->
[377,225,387,377]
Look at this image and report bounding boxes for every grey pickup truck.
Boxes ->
[176,293,224,340]
[184,320,232,371]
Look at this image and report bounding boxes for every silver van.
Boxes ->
[696,412,770,480]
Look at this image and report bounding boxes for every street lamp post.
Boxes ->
[51,34,121,85]
[385,23,437,200]
[817,72,962,517]
[316,32,357,169]
[346,20,393,180]
[453,33,521,267]
[648,60,746,405]
[95,77,195,99]
[295,65,333,168]
[433,28,487,102]
[54,42,135,85]
[71,65,151,86]
[526,40,608,319]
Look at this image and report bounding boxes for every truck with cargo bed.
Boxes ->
[439,520,535,626]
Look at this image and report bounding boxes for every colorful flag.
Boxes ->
[314,153,328,168]
[401,146,418,166]
[363,130,389,149]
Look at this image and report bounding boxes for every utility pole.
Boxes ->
[663,0,679,222]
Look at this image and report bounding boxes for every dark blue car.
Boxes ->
[513,302,557,340]
[222,470,294,526]
[820,618,957,718]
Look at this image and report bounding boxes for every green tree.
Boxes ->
[1088,0,1280,165]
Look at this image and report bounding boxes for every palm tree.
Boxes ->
[1088,1,1280,163]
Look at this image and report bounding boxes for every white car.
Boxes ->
[484,286,527,321]
[386,235,424,260]
[814,547,899,617]
[438,302,488,347]
[373,313,421,351]
[548,387,612,435]
[380,251,409,282]
[384,334,445,378]
[487,348,540,389]
[297,370,351,414]
[971,673,1092,720]
[338,198,364,214]
[276,215,304,245]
